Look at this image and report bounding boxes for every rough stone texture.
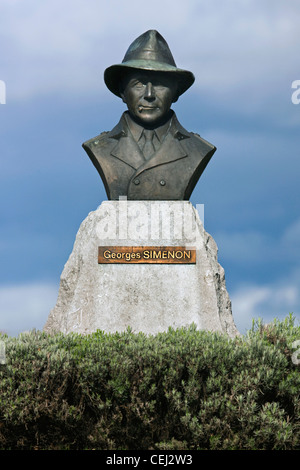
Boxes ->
[44,201,239,337]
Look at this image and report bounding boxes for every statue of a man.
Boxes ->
[82,30,216,200]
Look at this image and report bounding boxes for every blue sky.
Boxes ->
[0,0,299,336]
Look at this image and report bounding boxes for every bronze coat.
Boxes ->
[82,112,216,200]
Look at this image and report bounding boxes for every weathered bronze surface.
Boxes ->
[98,246,196,264]
[83,30,216,200]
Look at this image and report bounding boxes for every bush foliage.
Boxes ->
[0,314,299,450]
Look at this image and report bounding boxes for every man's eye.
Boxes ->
[133,81,145,88]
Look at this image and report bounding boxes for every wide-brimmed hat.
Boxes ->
[104,30,195,98]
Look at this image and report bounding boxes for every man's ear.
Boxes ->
[120,91,126,104]
[172,90,179,104]
[171,81,180,103]
[119,79,127,103]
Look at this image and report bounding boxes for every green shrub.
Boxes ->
[0,314,299,450]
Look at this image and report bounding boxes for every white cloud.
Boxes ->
[1,0,299,111]
[282,219,300,246]
[0,274,299,338]
[214,216,300,268]
[0,282,58,336]
[231,276,300,335]
[218,231,271,265]
[231,285,272,331]
[212,218,300,333]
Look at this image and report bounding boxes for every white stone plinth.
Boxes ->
[44,201,239,337]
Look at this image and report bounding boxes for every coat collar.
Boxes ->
[108,111,190,139]
[108,111,190,171]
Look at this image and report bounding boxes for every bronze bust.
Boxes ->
[82,30,216,200]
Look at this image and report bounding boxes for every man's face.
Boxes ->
[120,70,178,128]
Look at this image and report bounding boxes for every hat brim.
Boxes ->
[104,60,195,98]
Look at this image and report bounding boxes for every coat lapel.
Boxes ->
[108,112,189,175]
[110,136,146,169]
[133,124,188,178]
[109,115,145,170]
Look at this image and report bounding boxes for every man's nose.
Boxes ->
[144,82,155,100]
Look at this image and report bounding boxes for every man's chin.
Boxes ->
[132,112,167,128]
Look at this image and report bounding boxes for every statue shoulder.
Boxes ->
[172,115,216,153]
[82,131,110,150]
[189,131,216,152]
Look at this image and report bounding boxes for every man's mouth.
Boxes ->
[138,106,158,112]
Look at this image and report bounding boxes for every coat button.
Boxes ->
[159,180,166,186]
[134,178,140,185]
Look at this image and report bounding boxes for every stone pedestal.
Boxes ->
[44,201,239,337]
